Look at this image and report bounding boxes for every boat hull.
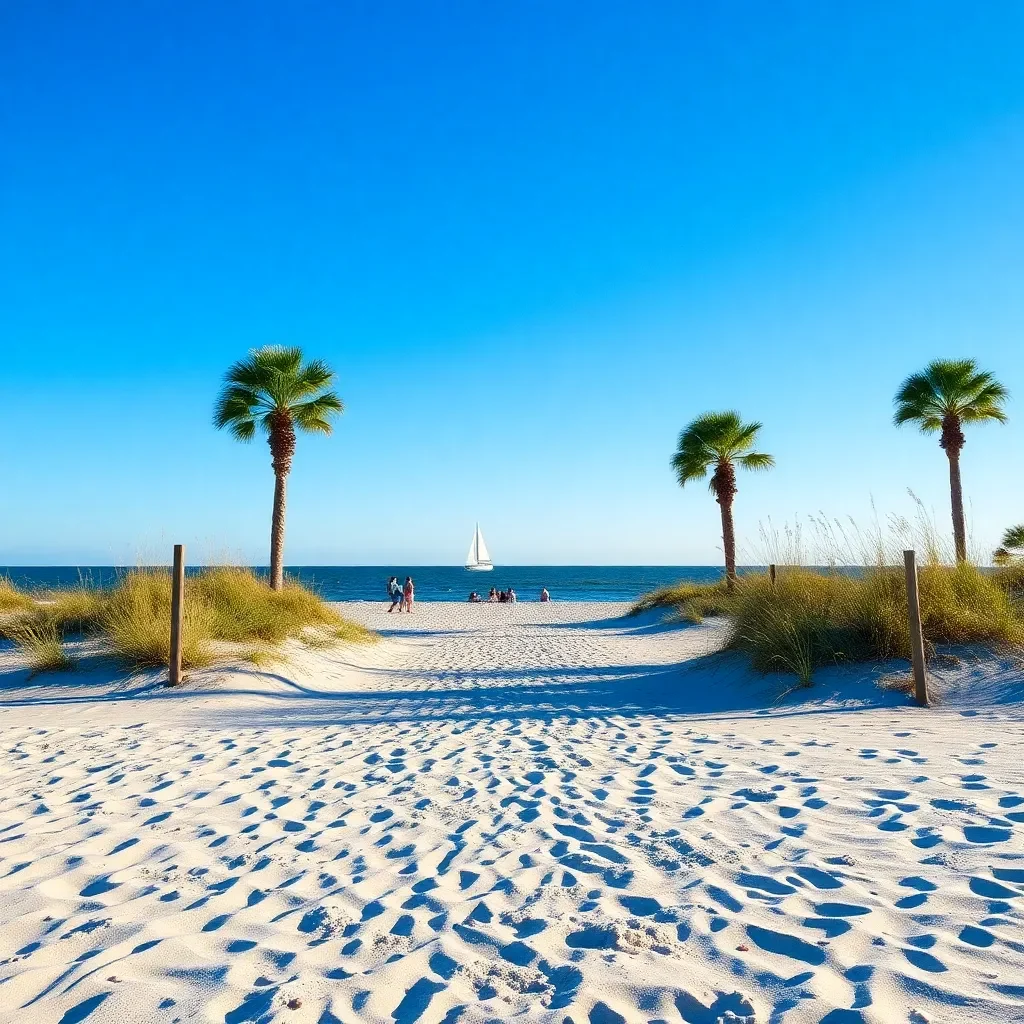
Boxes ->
[465,564,493,572]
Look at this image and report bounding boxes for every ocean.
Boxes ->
[0,565,727,603]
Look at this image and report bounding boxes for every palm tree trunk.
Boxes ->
[941,414,967,563]
[946,448,967,563]
[719,494,737,589]
[267,412,296,592]
[269,470,287,591]
[712,460,738,590]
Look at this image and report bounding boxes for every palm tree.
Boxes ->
[671,412,774,589]
[893,359,1008,563]
[993,524,1024,565]
[214,346,343,590]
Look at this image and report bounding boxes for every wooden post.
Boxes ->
[769,563,777,586]
[168,544,185,687]
[903,549,928,707]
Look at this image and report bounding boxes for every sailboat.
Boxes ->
[465,523,494,571]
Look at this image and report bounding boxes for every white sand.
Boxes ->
[1,601,1023,1023]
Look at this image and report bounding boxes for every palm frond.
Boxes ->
[214,385,262,430]
[229,418,257,442]
[1001,524,1024,550]
[671,411,772,487]
[738,452,775,471]
[894,359,1009,431]
[295,359,335,393]
[215,347,344,441]
[293,393,344,433]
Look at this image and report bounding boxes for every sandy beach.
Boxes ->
[1,602,1023,1023]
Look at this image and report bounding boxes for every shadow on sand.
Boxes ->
[0,641,920,729]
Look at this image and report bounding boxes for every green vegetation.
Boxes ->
[6,618,76,677]
[671,412,773,589]
[993,524,1024,566]
[732,563,1022,687]
[894,359,1008,562]
[102,571,216,668]
[0,578,35,614]
[0,568,373,675]
[633,562,1024,688]
[630,580,734,622]
[214,346,344,591]
[194,568,339,645]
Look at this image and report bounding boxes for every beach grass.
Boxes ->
[630,580,734,623]
[7,618,76,676]
[0,578,35,614]
[730,563,1023,686]
[102,570,216,668]
[41,588,109,634]
[0,568,373,673]
[634,500,1024,686]
[194,568,344,645]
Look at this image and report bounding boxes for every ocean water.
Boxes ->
[0,565,728,603]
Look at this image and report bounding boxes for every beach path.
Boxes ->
[1,602,1023,1023]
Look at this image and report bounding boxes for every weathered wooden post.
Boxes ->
[169,544,185,687]
[903,549,928,706]
[769,563,777,586]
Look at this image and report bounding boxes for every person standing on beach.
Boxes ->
[403,576,415,613]
[540,587,550,602]
[387,576,403,613]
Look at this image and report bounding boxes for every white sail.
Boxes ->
[475,526,492,565]
[465,523,493,570]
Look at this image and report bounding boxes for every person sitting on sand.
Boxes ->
[387,576,403,613]
[488,587,498,602]
[508,587,517,603]
[498,589,508,603]
[540,587,549,602]
[403,576,414,612]
[468,591,481,602]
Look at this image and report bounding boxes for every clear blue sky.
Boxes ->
[2,2,1022,565]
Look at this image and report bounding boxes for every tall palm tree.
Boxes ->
[214,346,343,590]
[672,412,774,589]
[893,359,1008,563]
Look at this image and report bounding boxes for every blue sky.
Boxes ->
[2,2,1023,565]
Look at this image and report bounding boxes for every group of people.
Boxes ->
[387,576,550,610]
[467,586,550,603]
[386,576,414,612]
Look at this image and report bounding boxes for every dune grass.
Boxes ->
[6,619,76,677]
[630,580,734,623]
[102,571,216,668]
[0,578,35,614]
[635,563,1024,687]
[729,564,1023,686]
[194,569,342,645]
[634,501,1024,686]
[0,567,374,674]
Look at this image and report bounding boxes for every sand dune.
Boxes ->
[1,602,1023,1023]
